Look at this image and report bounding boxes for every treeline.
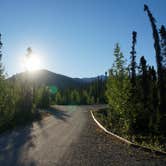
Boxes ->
[0,45,50,132]
[106,4,166,139]
[0,35,107,133]
[54,77,107,105]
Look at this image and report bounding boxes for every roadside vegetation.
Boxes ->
[54,78,107,105]
[0,45,50,133]
[94,4,166,152]
[0,37,106,133]
[0,3,166,153]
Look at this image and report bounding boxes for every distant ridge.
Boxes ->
[74,75,106,83]
[8,69,105,90]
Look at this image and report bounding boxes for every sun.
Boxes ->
[24,53,41,71]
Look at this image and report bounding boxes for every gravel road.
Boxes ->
[0,105,165,166]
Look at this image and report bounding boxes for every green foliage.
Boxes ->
[106,43,132,133]
[54,78,106,105]
[0,78,51,132]
[38,87,50,109]
[0,37,51,132]
[104,6,166,148]
[106,38,166,140]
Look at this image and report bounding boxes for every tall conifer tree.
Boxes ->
[144,4,164,113]
[130,31,137,87]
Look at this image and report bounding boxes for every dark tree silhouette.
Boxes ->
[159,25,166,128]
[140,56,147,79]
[0,34,3,77]
[144,4,164,113]
[130,31,137,86]
[105,71,107,78]
[160,25,166,67]
[26,47,32,58]
[149,66,158,116]
[0,34,2,58]
[139,56,148,108]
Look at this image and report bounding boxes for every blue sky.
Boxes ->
[0,0,166,78]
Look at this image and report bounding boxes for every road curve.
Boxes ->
[0,105,166,166]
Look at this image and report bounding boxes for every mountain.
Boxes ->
[9,69,107,90]
[8,69,102,90]
[74,75,106,83]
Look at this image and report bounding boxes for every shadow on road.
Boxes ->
[0,125,36,166]
[0,106,71,166]
[44,107,70,122]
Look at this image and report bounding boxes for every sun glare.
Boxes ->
[24,54,41,71]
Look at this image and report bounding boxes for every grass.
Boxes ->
[93,108,166,152]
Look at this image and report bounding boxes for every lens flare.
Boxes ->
[24,54,41,71]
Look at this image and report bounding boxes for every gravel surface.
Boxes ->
[0,105,165,166]
[58,107,166,166]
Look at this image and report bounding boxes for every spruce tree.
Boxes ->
[144,4,164,113]
[0,34,4,78]
[159,25,166,132]
[106,43,131,133]
[159,25,166,67]
[139,56,148,108]
[0,33,4,123]
[130,31,137,87]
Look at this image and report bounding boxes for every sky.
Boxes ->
[0,0,166,78]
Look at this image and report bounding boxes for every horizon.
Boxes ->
[9,68,106,79]
[1,0,166,77]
